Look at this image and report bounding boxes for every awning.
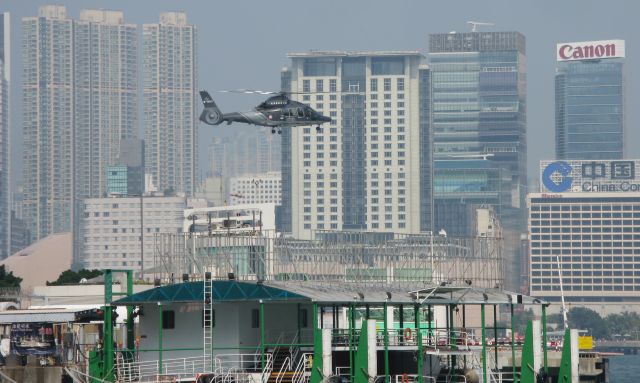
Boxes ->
[114,280,547,307]
[0,308,101,323]
[114,280,309,305]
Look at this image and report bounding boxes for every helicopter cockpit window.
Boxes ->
[297,108,305,118]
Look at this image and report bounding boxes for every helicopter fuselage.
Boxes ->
[199,91,331,129]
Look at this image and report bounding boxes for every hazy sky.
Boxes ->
[4,0,637,190]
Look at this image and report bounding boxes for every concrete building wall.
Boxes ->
[79,196,186,272]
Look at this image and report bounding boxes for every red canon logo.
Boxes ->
[559,43,617,60]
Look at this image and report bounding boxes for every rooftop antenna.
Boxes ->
[466,21,495,32]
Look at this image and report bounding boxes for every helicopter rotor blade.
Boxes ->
[217,89,366,96]
[219,89,279,95]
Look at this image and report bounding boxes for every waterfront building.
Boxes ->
[22,6,74,243]
[228,172,282,205]
[529,159,640,314]
[555,40,625,160]
[143,12,197,196]
[0,12,9,258]
[281,51,433,238]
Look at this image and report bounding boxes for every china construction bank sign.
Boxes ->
[557,39,625,61]
[540,160,640,193]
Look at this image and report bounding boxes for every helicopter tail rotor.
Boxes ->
[199,91,224,125]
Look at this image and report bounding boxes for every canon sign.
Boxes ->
[557,40,625,62]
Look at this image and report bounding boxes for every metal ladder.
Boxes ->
[204,275,214,371]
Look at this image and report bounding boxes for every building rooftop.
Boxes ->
[1,233,72,290]
[287,51,423,58]
[114,280,546,306]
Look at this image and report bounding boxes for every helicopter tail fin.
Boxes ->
[199,90,224,125]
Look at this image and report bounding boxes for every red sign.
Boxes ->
[557,40,625,62]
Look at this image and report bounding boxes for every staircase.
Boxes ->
[268,349,295,383]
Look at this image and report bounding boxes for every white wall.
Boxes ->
[136,300,313,362]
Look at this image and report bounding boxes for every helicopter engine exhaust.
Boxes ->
[199,91,224,125]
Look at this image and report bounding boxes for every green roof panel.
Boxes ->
[114,281,309,305]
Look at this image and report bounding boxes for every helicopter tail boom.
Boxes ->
[199,90,224,125]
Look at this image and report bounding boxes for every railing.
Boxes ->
[216,353,267,372]
[435,375,466,383]
[289,331,301,367]
[335,367,351,380]
[292,353,312,383]
[116,353,269,383]
[116,355,211,382]
[274,356,291,383]
[393,375,436,383]
[487,371,520,383]
[331,329,361,347]
[262,352,274,383]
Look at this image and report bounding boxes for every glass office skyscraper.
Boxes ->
[429,31,527,290]
[555,49,624,160]
[429,32,527,214]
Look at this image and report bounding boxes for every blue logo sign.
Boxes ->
[543,162,573,192]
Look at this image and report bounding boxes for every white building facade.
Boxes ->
[229,172,282,205]
[79,196,186,272]
[143,12,197,196]
[528,159,640,314]
[281,52,433,239]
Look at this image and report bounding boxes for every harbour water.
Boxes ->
[608,355,640,382]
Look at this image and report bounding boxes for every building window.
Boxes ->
[330,79,337,92]
[384,78,391,92]
[303,80,310,92]
[316,79,324,92]
[251,309,260,328]
[162,310,175,329]
[397,78,404,91]
[370,78,378,92]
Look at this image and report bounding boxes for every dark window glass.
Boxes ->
[162,310,175,329]
[303,58,337,76]
[251,308,260,328]
[371,57,405,75]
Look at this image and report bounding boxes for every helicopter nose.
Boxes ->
[321,115,332,123]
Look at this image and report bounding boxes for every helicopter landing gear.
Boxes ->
[278,128,282,134]
[315,126,321,133]
[271,128,276,134]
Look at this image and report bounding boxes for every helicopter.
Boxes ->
[199,90,332,134]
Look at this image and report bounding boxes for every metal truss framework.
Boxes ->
[153,230,504,290]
